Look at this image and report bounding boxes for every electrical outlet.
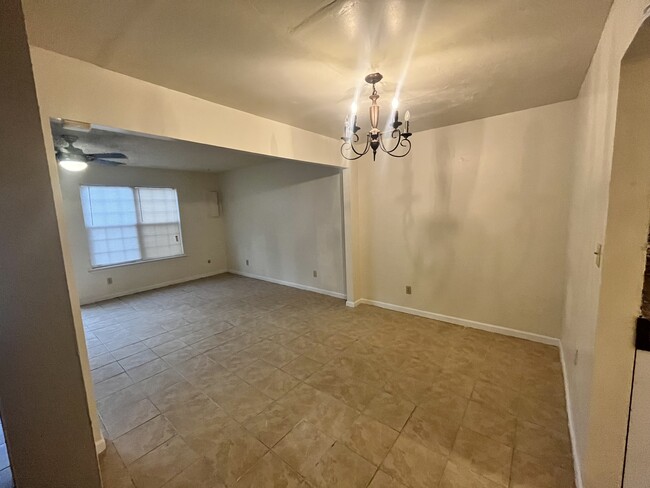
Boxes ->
[107,277,113,285]
[313,270,318,278]
[405,285,412,295]
[246,259,249,266]
[574,349,579,366]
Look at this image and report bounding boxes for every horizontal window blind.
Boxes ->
[137,187,183,259]
[80,185,183,268]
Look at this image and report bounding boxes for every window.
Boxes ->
[80,185,184,268]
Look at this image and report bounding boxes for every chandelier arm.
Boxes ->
[340,144,365,160]
[350,133,370,156]
[341,134,370,160]
[379,131,411,157]
[379,129,404,154]
[386,137,412,157]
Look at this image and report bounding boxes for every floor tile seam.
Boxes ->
[110,414,177,469]
[374,402,420,486]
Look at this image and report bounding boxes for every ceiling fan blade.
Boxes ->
[88,152,128,159]
[93,159,126,166]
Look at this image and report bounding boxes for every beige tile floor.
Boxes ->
[84,274,574,488]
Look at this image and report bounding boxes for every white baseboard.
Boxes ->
[346,299,363,308]
[81,270,228,305]
[228,270,346,300]
[559,342,583,488]
[95,436,106,455]
[356,298,560,346]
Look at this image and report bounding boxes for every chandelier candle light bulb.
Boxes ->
[341,73,412,161]
[392,97,399,125]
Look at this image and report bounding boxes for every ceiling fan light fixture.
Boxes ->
[58,156,88,172]
[61,119,92,133]
[54,134,127,170]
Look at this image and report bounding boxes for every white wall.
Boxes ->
[220,160,346,297]
[357,100,577,339]
[58,165,228,304]
[561,2,650,486]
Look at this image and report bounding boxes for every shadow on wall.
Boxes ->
[382,107,571,333]
[399,122,485,296]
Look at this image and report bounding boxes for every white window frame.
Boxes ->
[80,185,185,269]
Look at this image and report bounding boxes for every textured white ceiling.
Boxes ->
[50,122,279,173]
[26,0,613,138]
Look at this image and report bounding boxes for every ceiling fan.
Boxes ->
[55,134,128,171]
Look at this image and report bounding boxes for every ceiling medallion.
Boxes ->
[341,72,412,161]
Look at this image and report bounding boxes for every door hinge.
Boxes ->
[594,243,603,268]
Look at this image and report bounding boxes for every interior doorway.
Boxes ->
[46,120,348,474]
[600,13,650,488]
[624,229,650,487]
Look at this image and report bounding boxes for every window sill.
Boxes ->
[88,254,187,272]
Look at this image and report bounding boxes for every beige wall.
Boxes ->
[356,100,577,338]
[590,54,650,488]
[618,41,650,488]
[58,165,228,304]
[561,1,650,486]
[29,48,341,169]
[0,1,101,485]
[625,351,650,487]
[588,53,650,488]
[220,160,346,297]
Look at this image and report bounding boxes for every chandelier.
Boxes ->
[341,73,412,161]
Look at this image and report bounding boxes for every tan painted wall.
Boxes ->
[561,1,650,486]
[29,48,342,168]
[0,1,101,485]
[625,351,650,487]
[57,165,228,304]
[583,47,650,488]
[357,100,577,338]
[220,160,346,296]
[342,164,365,304]
[620,39,650,488]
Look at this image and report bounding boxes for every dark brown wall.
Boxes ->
[642,232,650,318]
[0,1,102,486]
